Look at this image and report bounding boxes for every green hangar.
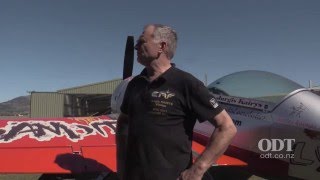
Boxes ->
[30,79,122,118]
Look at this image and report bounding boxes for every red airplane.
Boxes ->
[0,37,245,179]
[2,36,318,180]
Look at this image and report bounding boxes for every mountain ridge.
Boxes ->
[0,96,30,116]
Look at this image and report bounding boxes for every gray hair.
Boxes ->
[145,24,178,59]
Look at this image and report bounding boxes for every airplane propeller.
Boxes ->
[123,36,134,80]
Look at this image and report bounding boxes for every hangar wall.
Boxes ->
[30,79,122,118]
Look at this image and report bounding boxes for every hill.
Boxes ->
[0,96,30,116]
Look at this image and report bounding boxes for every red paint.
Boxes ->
[0,116,116,173]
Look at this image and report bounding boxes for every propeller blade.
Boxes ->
[123,36,134,80]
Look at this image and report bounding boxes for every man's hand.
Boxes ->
[177,162,208,180]
[178,170,203,180]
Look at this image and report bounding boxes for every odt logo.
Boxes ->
[258,139,295,152]
[258,139,295,159]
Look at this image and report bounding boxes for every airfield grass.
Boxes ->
[0,116,26,119]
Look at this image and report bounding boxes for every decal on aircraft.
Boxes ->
[0,118,117,143]
[212,94,272,111]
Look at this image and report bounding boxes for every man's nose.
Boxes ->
[134,44,139,50]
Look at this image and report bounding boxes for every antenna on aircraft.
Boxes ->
[309,80,313,88]
[123,36,134,80]
[204,73,208,86]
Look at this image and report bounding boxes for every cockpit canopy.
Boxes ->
[208,70,303,104]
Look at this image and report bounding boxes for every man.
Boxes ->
[116,24,237,180]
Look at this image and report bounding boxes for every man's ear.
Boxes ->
[159,41,167,53]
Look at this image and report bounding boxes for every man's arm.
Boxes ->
[116,113,129,180]
[179,110,237,180]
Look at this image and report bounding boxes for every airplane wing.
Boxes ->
[0,115,246,174]
[0,115,117,173]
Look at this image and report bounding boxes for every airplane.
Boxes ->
[2,36,318,180]
[0,36,246,180]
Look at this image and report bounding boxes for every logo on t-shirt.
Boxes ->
[151,90,175,99]
[210,98,219,108]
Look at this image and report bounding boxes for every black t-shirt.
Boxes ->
[121,66,223,180]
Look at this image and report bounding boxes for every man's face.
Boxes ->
[135,26,161,66]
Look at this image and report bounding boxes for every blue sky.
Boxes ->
[0,0,319,103]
